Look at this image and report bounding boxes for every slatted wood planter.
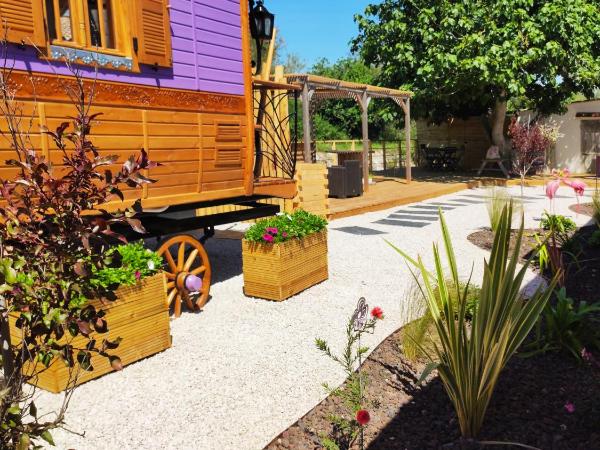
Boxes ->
[9,272,171,393]
[242,230,328,301]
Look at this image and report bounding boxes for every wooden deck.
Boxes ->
[329,170,597,220]
[329,178,473,220]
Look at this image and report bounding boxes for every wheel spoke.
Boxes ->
[163,250,177,273]
[165,272,175,280]
[166,281,175,290]
[183,292,194,311]
[166,288,177,307]
[177,243,185,271]
[183,249,199,271]
[173,294,182,318]
[191,265,206,275]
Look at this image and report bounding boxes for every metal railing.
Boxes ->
[253,79,300,180]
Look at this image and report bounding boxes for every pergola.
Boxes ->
[285,74,414,191]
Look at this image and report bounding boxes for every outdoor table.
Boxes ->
[421,146,462,171]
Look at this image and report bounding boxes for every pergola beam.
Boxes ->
[287,73,413,188]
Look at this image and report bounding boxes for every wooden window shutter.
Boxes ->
[136,0,172,68]
[0,0,45,47]
[215,122,243,168]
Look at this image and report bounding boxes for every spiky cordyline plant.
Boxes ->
[390,204,557,439]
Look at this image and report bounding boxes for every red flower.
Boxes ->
[356,409,370,426]
[135,270,141,281]
[371,307,384,320]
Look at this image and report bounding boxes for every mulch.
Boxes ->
[264,227,600,450]
[265,326,600,450]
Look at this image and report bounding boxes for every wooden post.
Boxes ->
[302,83,312,163]
[405,97,412,183]
[361,92,371,192]
[382,141,387,172]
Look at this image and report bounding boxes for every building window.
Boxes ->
[45,0,121,54]
[582,120,600,154]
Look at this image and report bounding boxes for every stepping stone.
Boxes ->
[394,209,439,215]
[445,199,484,204]
[373,219,430,228]
[408,205,454,211]
[333,226,386,236]
[389,213,438,221]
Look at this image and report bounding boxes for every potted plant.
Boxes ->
[242,210,328,301]
[9,241,171,393]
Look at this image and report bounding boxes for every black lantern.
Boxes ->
[249,0,275,74]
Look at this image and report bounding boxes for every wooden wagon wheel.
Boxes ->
[157,235,211,318]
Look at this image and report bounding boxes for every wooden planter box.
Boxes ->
[9,272,171,393]
[242,230,328,301]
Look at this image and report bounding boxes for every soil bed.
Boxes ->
[468,226,600,304]
[265,326,599,450]
[265,228,600,450]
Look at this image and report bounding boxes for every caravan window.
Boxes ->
[45,0,121,53]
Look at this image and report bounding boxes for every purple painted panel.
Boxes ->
[7,0,245,96]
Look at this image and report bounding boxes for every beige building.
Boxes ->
[521,99,600,173]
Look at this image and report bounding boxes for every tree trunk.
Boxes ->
[490,98,508,151]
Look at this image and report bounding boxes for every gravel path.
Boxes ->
[35,185,593,450]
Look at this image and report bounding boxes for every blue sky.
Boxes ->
[267,0,374,69]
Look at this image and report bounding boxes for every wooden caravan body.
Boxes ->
[0,0,297,211]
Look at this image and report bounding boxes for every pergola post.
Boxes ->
[360,92,371,192]
[301,82,312,162]
[405,97,412,183]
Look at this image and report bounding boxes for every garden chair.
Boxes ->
[477,145,510,178]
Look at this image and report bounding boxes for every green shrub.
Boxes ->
[485,187,521,232]
[528,288,600,361]
[401,280,481,361]
[540,212,576,244]
[592,190,600,228]
[588,230,600,248]
[390,204,557,438]
[90,241,163,291]
[244,209,327,244]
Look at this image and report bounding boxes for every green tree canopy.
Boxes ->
[353,0,600,148]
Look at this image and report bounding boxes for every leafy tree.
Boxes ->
[353,0,600,150]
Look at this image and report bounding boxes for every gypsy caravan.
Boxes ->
[0,0,299,315]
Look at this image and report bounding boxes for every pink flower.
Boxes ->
[262,233,274,243]
[564,401,575,413]
[135,271,141,281]
[356,409,370,426]
[282,232,288,238]
[371,307,384,320]
[266,227,278,235]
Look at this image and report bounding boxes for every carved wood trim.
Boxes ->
[8,70,246,114]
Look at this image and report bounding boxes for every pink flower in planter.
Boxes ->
[564,401,575,414]
[282,232,288,238]
[135,271,141,281]
[266,227,278,235]
[263,233,274,243]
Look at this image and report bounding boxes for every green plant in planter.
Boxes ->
[245,209,327,244]
[90,241,163,292]
[389,204,557,439]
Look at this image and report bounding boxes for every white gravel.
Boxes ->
[34,185,593,450]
